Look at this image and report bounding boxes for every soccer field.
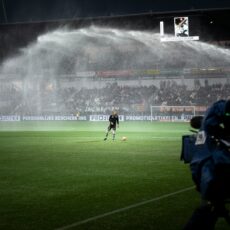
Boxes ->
[0,121,228,230]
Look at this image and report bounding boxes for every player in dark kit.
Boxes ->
[104,111,119,141]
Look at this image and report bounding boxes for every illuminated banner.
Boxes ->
[190,68,225,75]
[96,70,133,77]
[194,106,207,112]
[142,69,160,75]
[174,17,189,37]
[97,69,161,77]
[89,115,124,121]
[161,36,199,42]
[126,116,152,121]
[0,115,20,121]
[125,115,191,121]
[76,71,96,77]
[21,115,87,121]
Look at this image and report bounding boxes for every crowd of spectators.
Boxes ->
[0,79,230,116]
[59,79,230,115]
[0,84,22,114]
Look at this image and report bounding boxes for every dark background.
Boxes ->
[0,0,230,62]
[1,0,230,24]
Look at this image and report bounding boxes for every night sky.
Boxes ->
[1,0,230,24]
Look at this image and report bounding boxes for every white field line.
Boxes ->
[55,186,195,230]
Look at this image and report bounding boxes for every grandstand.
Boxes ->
[0,1,230,230]
[0,13,230,120]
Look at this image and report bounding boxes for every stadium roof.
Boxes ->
[1,0,230,24]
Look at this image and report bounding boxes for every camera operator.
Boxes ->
[183,99,230,229]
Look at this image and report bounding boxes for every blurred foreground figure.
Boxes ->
[182,99,230,229]
[104,111,119,141]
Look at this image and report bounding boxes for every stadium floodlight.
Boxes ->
[150,105,196,122]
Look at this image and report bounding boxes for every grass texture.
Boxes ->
[0,121,229,230]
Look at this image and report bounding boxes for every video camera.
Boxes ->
[181,116,204,163]
[181,115,230,199]
[181,115,230,228]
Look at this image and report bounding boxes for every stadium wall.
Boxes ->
[0,111,206,122]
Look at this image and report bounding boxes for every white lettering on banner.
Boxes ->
[0,115,20,121]
[22,116,54,121]
[90,115,109,121]
[21,115,87,121]
[151,116,178,121]
[89,115,124,122]
[125,115,190,121]
[126,116,152,121]
[76,71,96,77]
[78,116,87,121]
[54,116,86,121]
[55,116,78,121]
[0,115,191,122]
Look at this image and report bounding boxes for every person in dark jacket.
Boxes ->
[104,111,119,141]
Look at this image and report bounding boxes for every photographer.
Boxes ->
[183,99,230,229]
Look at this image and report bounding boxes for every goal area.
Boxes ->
[150,105,196,122]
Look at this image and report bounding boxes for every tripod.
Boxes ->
[212,200,230,226]
[183,200,230,229]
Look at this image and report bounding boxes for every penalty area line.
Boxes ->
[55,186,195,230]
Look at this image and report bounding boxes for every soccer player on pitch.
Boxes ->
[104,111,119,141]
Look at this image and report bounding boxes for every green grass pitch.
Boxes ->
[0,121,229,230]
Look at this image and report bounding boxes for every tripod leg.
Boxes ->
[210,201,230,226]
[216,204,230,225]
[224,214,230,225]
[183,202,218,230]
